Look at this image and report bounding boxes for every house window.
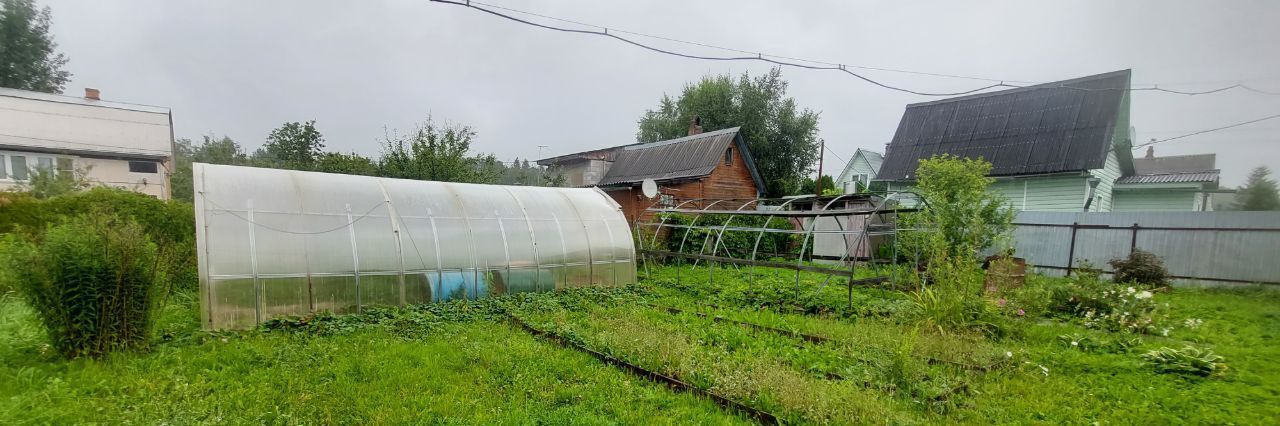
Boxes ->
[57,158,73,179]
[129,161,158,174]
[10,155,28,180]
[37,157,54,171]
[724,147,733,166]
[0,154,6,179]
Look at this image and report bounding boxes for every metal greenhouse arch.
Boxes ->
[634,192,929,304]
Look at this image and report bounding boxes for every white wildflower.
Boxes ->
[1038,365,1050,376]
[1126,287,1136,294]
[1071,341,1079,347]
[1184,318,1204,329]
[1006,351,1014,358]
[1136,290,1152,300]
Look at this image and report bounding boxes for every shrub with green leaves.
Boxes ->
[1142,346,1227,377]
[1050,262,1164,334]
[0,213,159,358]
[657,212,793,257]
[0,187,196,292]
[1108,249,1170,288]
[902,155,1015,336]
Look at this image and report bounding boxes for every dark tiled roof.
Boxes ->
[598,128,757,187]
[1116,171,1219,184]
[1133,153,1216,175]
[877,70,1131,180]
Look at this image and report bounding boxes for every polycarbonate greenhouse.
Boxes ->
[193,163,636,329]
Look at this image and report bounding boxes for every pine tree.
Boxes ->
[1233,166,1280,211]
[0,0,71,93]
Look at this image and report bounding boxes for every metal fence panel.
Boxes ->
[1008,211,1280,286]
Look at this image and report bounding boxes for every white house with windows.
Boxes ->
[835,149,883,194]
[0,87,173,199]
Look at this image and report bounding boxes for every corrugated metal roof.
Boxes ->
[1116,171,1219,184]
[877,70,1131,181]
[596,127,742,186]
[1133,153,1216,175]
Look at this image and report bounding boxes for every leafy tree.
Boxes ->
[314,152,377,176]
[257,120,325,170]
[637,67,821,197]
[0,0,70,92]
[908,154,1016,259]
[171,135,249,201]
[1232,166,1280,211]
[798,175,837,196]
[377,117,499,184]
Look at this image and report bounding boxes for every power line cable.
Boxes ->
[430,0,1013,97]
[432,0,1280,97]
[1132,113,1280,149]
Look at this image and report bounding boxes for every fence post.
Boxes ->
[1130,223,1139,254]
[1066,222,1079,276]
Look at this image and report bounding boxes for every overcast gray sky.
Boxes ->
[43,0,1280,186]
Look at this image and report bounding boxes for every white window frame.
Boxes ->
[0,150,75,182]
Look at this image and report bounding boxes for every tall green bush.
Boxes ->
[0,187,196,292]
[0,213,159,358]
[902,155,1015,336]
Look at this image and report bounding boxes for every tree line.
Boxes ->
[170,118,565,202]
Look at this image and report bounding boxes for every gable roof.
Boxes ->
[1119,153,1219,185]
[836,149,884,183]
[1133,153,1215,174]
[594,127,765,194]
[877,70,1132,181]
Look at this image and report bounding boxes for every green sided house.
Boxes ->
[835,148,884,194]
[1113,148,1220,211]
[875,69,1219,212]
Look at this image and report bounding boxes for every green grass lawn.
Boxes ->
[1,264,1277,424]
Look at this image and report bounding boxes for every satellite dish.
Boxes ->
[641,179,659,198]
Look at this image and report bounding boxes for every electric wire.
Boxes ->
[430,0,1014,97]
[1132,113,1280,149]
[431,0,1280,97]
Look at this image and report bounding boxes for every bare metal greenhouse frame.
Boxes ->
[194,163,636,329]
[634,192,929,304]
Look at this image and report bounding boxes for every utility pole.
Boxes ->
[536,145,549,186]
[815,139,825,197]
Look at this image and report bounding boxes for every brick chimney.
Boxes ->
[1145,145,1154,159]
[84,88,100,100]
[687,116,703,136]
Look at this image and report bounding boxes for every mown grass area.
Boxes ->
[1,264,1278,424]
[0,291,745,424]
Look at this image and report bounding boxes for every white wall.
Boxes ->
[0,89,172,199]
[0,149,167,198]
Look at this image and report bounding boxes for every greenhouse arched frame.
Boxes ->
[193,163,636,329]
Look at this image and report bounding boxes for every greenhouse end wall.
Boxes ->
[193,163,636,329]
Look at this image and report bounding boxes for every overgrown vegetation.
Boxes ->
[0,188,197,294]
[0,212,158,358]
[1108,249,1171,288]
[898,155,1017,336]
